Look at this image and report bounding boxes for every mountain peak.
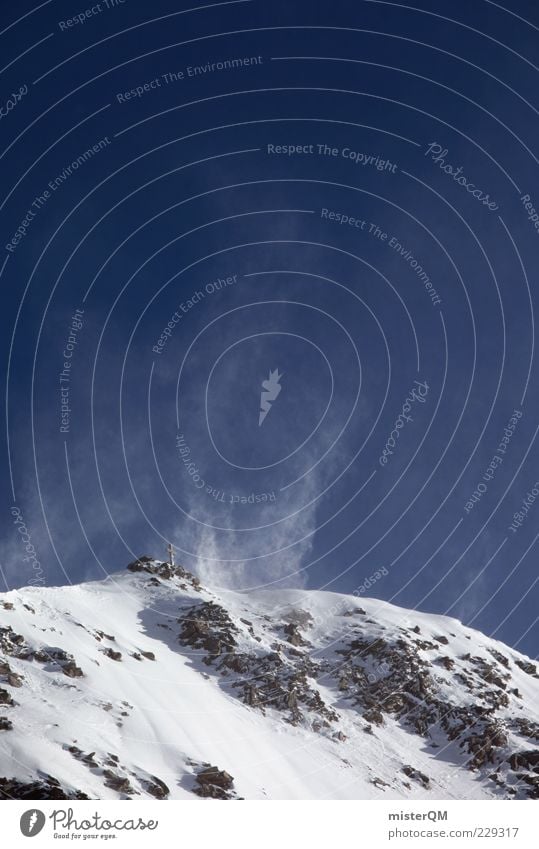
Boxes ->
[0,558,537,799]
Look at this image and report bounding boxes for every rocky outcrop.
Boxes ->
[103,648,122,662]
[179,601,238,659]
[102,770,135,795]
[0,688,14,706]
[1,558,538,800]
[144,775,170,799]
[127,557,201,590]
[402,765,430,788]
[178,602,337,731]
[194,765,237,799]
[1,641,86,679]
[0,626,27,656]
[0,776,90,800]
[514,658,538,677]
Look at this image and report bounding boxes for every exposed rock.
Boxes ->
[515,658,538,677]
[0,688,14,706]
[402,765,430,788]
[34,647,71,664]
[508,750,539,771]
[514,718,539,742]
[0,776,89,800]
[2,555,538,800]
[95,630,115,642]
[282,608,314,628]
[62,661,84,678]
[179,601,238,660]
[464,718,508,769]
[145,775,170,799]
[194,765,236,799]
[103,770,135,794]
[283,622,307,647]
[460,655,510,692]
[487,648,509,668]
[126,558,200,589]
[126,555,154,571]
[0,627,27,656]
[0,660,24,687]
[32,647,84,678]
[363,708,384,726]
[103,648,122,662]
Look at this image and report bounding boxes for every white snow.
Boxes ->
[0,564,537,800]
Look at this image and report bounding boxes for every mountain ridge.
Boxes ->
[0,557,537,800]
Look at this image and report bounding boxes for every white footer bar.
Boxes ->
[2,799,535,848]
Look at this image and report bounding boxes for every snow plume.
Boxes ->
[166,271,344,592]
[176,472,321,592]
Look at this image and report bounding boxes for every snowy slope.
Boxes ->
[0,558,538,800]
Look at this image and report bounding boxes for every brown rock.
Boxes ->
[140,651,155,661]
[197,766,234,789]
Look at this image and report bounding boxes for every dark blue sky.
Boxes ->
[1,0,538,658]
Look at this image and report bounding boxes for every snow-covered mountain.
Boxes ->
[0,557,537,800]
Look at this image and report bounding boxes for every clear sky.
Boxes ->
[1,0,538,658]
